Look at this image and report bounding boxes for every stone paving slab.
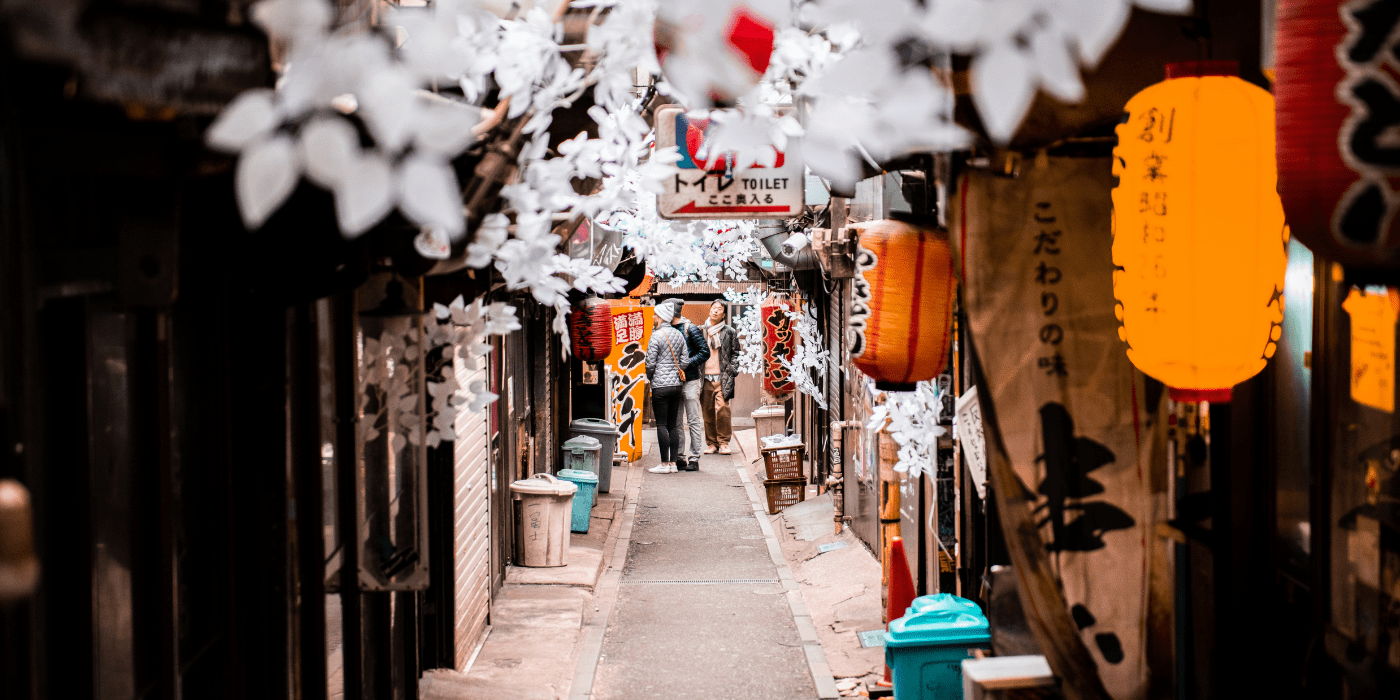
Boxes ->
[506,545,605,587]
[592,441,820,700]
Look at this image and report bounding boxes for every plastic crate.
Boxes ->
[761,444,805,480]
[763,477,806,514]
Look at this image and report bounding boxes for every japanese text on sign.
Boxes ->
[1034,201,1068,378]
[612,311,645,345]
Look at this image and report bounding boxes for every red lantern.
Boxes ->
[1276,0,1400,271]
[568,297,613,361]
[849,219,956,391]
[761,299,796,396]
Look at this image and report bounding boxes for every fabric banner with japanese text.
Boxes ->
[954,156,1161,700]
[604,302,655,461]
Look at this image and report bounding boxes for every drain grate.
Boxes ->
[857,630,887,648]
[621,578,779,585]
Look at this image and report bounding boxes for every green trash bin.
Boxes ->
[556,469,598,533]
[885,594,990,700]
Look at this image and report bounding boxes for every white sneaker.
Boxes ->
[648,463,678,474]
[719,445,732,455]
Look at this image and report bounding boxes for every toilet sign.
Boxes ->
[655,105,803,219]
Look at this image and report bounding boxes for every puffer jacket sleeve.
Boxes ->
[720,326,739,400]
[644,330,661,383]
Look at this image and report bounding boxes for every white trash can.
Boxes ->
[510,473,577,567]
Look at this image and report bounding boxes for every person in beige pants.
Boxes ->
[701,301,739,454]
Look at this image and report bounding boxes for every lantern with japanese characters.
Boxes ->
[761,299,796,396]
[1276,0,1400,272]
[1111,62,1288,402]
[848,218,957,392]
[568,297,613,361]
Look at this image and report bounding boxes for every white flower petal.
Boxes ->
[397,156,465,237]
[334,152,394,237]
[299,116,359,189]
[207,89,278,153]
[235,135,300,229]
[972,42,1037,144]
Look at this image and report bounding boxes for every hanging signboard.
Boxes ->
[654,105,804,219]
[956,156,1159,699]
[604,302,655,461]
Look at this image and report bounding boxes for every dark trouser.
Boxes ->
[702,379,732,448]
[652,384,684,463]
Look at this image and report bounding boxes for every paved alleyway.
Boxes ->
[590,437,820,700]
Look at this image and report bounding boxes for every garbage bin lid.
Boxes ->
[886,598,990,648]
[563,436,602,452]
[907,593,984,617]
[509,473,577,497]
[752,405,785,418]
[556,468,599,483]
[570,418,619,434]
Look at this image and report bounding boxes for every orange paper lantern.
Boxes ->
[849,218,956,391]
[1111,62,1288,402]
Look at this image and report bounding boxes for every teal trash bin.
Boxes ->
[556,469,598,533]
[885,594,991,700]
[568,419,619,493]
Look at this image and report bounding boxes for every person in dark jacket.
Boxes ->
[701,300,740,453]
[662,298,709,471]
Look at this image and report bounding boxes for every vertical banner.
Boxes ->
[956,157,1157,700]
[605,302,654,461]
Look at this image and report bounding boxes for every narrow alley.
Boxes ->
[591,434,819,700]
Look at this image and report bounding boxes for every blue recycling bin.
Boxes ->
[556,469,598,533]
[885,594,991,700]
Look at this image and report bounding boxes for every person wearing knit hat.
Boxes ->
[645,301,689,473]
[661,298,709,471]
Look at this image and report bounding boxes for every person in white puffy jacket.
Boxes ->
[645,302,690,474]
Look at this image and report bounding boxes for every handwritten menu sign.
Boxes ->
[1343,288,1399,413]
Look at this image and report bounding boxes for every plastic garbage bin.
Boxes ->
[556,469,598,533]
[510,474,576,567]
[885,593,991,700]
[562,436,602,482]
[568,418,620,493]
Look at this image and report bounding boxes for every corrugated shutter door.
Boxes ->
[452,353,492,670]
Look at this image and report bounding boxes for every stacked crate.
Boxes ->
[760,444,806,514]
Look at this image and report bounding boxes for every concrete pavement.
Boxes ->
[589,433,826,700]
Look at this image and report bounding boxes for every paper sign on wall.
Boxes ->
[1343,288,1399,413]
[955,387,988,500]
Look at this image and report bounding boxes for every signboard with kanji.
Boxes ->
[604,302,655,462]
[654,105,803,220]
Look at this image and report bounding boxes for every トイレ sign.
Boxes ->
[654,105,803,219]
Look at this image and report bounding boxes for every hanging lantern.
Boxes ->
[568,297,614,361]
[1276,0,1400,272]
[0,479,39,603]
[761,298,796,396]
[1111,61,1288,402]
[849,218,956,392]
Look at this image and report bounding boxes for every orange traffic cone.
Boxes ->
[879,536,917,687]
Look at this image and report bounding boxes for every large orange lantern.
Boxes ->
[1111,61,1288,402]
[849,218,956,392]
[761,299,796,396]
